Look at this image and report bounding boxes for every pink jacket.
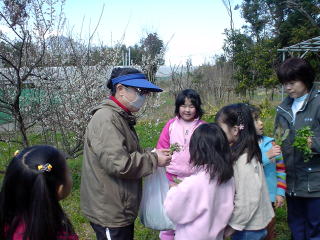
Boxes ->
[164,170,235,240]
[4,222,79,240]
[156,117,205,178]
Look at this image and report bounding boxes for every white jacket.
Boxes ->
[228,153,274,231]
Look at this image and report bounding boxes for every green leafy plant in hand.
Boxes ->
[169,143,181,155]
[274,127,290,146]
[293,126,314,162]
[169,144,181,184]
[172,177,182,184]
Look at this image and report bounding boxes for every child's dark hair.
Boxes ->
[215,103,262,163]
[174,89,204,119]
[189,123,233,184]
[248,105,260,121]
[0,145,75,240]
[277,57,315,90]
[106,67,142,95]
[248,105,263,140]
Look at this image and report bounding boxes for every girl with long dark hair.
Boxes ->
[216,103,274,240]
[164,123,235,240]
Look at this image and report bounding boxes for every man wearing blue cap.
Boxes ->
[80,67,172,240]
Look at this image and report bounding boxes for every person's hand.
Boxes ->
[267,144,281,161]
[275,195,285,208]
[307,136,313,149]
[224,225,236,239]
[169,182,177,188]
[156,149,172,167]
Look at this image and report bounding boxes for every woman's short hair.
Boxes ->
[277,57,315,90]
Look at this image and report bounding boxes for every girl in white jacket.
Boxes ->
[216,103,274,240]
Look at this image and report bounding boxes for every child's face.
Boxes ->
[179,98,197,122]
[284,80,309,98]
[253,115,264,136]
[218,121,239,145]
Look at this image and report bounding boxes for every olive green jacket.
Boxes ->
[80,99,158,227]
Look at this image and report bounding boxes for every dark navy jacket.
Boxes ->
[275,87,320,197]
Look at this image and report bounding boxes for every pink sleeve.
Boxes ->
[156,119,175,149]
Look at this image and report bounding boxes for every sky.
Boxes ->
[63,0,246,66]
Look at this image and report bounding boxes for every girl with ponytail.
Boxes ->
[216,103,274,240]
[0,145,78,240]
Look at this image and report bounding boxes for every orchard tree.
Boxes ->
[169,58,195,97]
[0,0,66,147]
[0,0,120,157]
[38,32,118,157]
[37,64,109,157]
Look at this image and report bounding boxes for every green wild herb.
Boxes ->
[293,126,314,162]
[274,127,290,146]
[169,143,181,155]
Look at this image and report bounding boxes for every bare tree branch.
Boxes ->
[221,0,235,31]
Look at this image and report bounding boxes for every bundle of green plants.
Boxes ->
[169,143,181,155]
[293,126,314,162]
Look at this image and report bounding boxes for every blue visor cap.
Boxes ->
[111,73,163,92]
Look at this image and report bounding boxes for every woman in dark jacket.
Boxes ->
[275,57,320,240]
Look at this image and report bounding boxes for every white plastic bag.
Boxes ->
[139,167,175,230]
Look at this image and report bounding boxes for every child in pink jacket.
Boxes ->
[164,123,235,240]
[157,89,205,240]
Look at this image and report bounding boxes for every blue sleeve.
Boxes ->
[261,147,272,166]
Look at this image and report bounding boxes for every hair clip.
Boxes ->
[37,163,53,172]
[14,150,20,156]
[238,124,245,130]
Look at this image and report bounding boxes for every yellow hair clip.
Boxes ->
[14,150,20,156]
[47,164,52,171]
[37,163,53,172]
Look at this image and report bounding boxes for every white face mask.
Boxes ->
[122,87,147,111]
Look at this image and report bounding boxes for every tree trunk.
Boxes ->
[13,97,29,147]
[271,88,275,101]
[16,112,29,147]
